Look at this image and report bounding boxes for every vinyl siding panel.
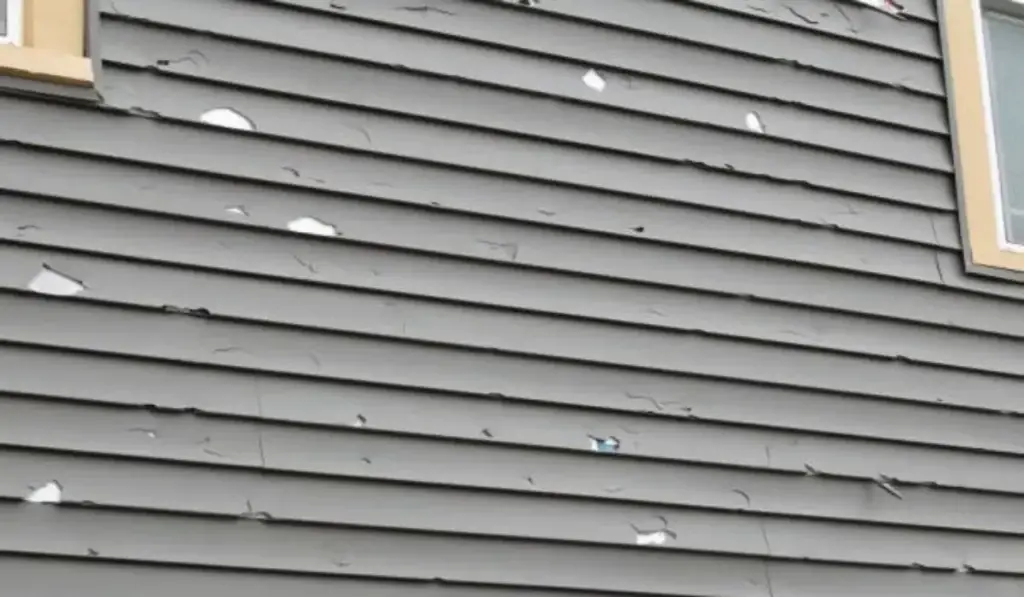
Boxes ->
[2,0,1022,595]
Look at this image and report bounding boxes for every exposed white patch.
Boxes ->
[582,69,606,92]
[635,530,670,546]
[225,206,249,217]
[589,435,620,453]
[199,108,256,131]
[287,217,338,236]
[847,0,905,19]
[25,481,62,504]
[28,266,85,296]
[354,415,367,428]
[745,111,765,134]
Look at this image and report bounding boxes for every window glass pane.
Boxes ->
[0,0,7,37]
[984,12,1024,244]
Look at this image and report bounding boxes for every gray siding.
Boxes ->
[1,0,1022,594]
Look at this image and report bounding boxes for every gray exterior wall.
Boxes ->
[1,0,1023,595]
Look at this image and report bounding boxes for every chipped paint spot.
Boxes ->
[225,206,248,217]
[582,69,607,92]
[354,414,367,428]
[28,265,85,296]
[24,481,62,504]
[288,217,339,237]
[746,111,765,134]
[199,108,256,131]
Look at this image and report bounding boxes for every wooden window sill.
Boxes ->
[0,43,93,87]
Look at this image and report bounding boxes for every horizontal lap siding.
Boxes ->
[2,0,1022,595]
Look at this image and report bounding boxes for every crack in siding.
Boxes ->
[398,5,456,15]
[732,488,752,507]
[833,1,858,32]
[254,380,267,469]
[757,515,776,597]
[932,252,946,285]
[785,4,819,24]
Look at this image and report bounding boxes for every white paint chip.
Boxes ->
[745,111,765,134]
[635,530,670,546]
[287,217,338,237]
[225,206,249,217]
[354,415,367,428]
[28,266,85,296]
[582,69,606,92]
[24,481,62,504]
[199,108,256,131]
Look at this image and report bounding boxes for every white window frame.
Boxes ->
[0,0,23,46]
[977,1,1024,253]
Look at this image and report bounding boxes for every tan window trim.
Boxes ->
[0,0,92,87]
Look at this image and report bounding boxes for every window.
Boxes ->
[0,0,93,87]
[1,0,24,46]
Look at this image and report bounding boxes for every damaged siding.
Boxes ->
[2,0,1023,594]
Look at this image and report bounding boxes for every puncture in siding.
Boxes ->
[128,427,158,439]
[582,69,607,92]
[288,217,339,236]
[162,305,212,318]
[745,111,766,134]
[241,500,273,521]
[155,49,208,70]
[354,414,367,428]
[281,166,326,185]
[845,0,905,19]
[24,481,62,504]
[199,108,256,132]
[588,435,620,453]
[874,474,903,499]
[631,516,676,546]
[27,265,85,296]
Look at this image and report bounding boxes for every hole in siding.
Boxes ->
[24,480,62,504]
[28,265,85,296]
[354,414,367,428]
[225,206,249,217]
[850,0,906,19]
[199,108,256,131]
[582,69,607,92]
[632,517,676,546]
[589,435,620,453]
[287,217,339,237]
[635,529,673,546]
[630,226,645,234]
[745,111,765,134]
